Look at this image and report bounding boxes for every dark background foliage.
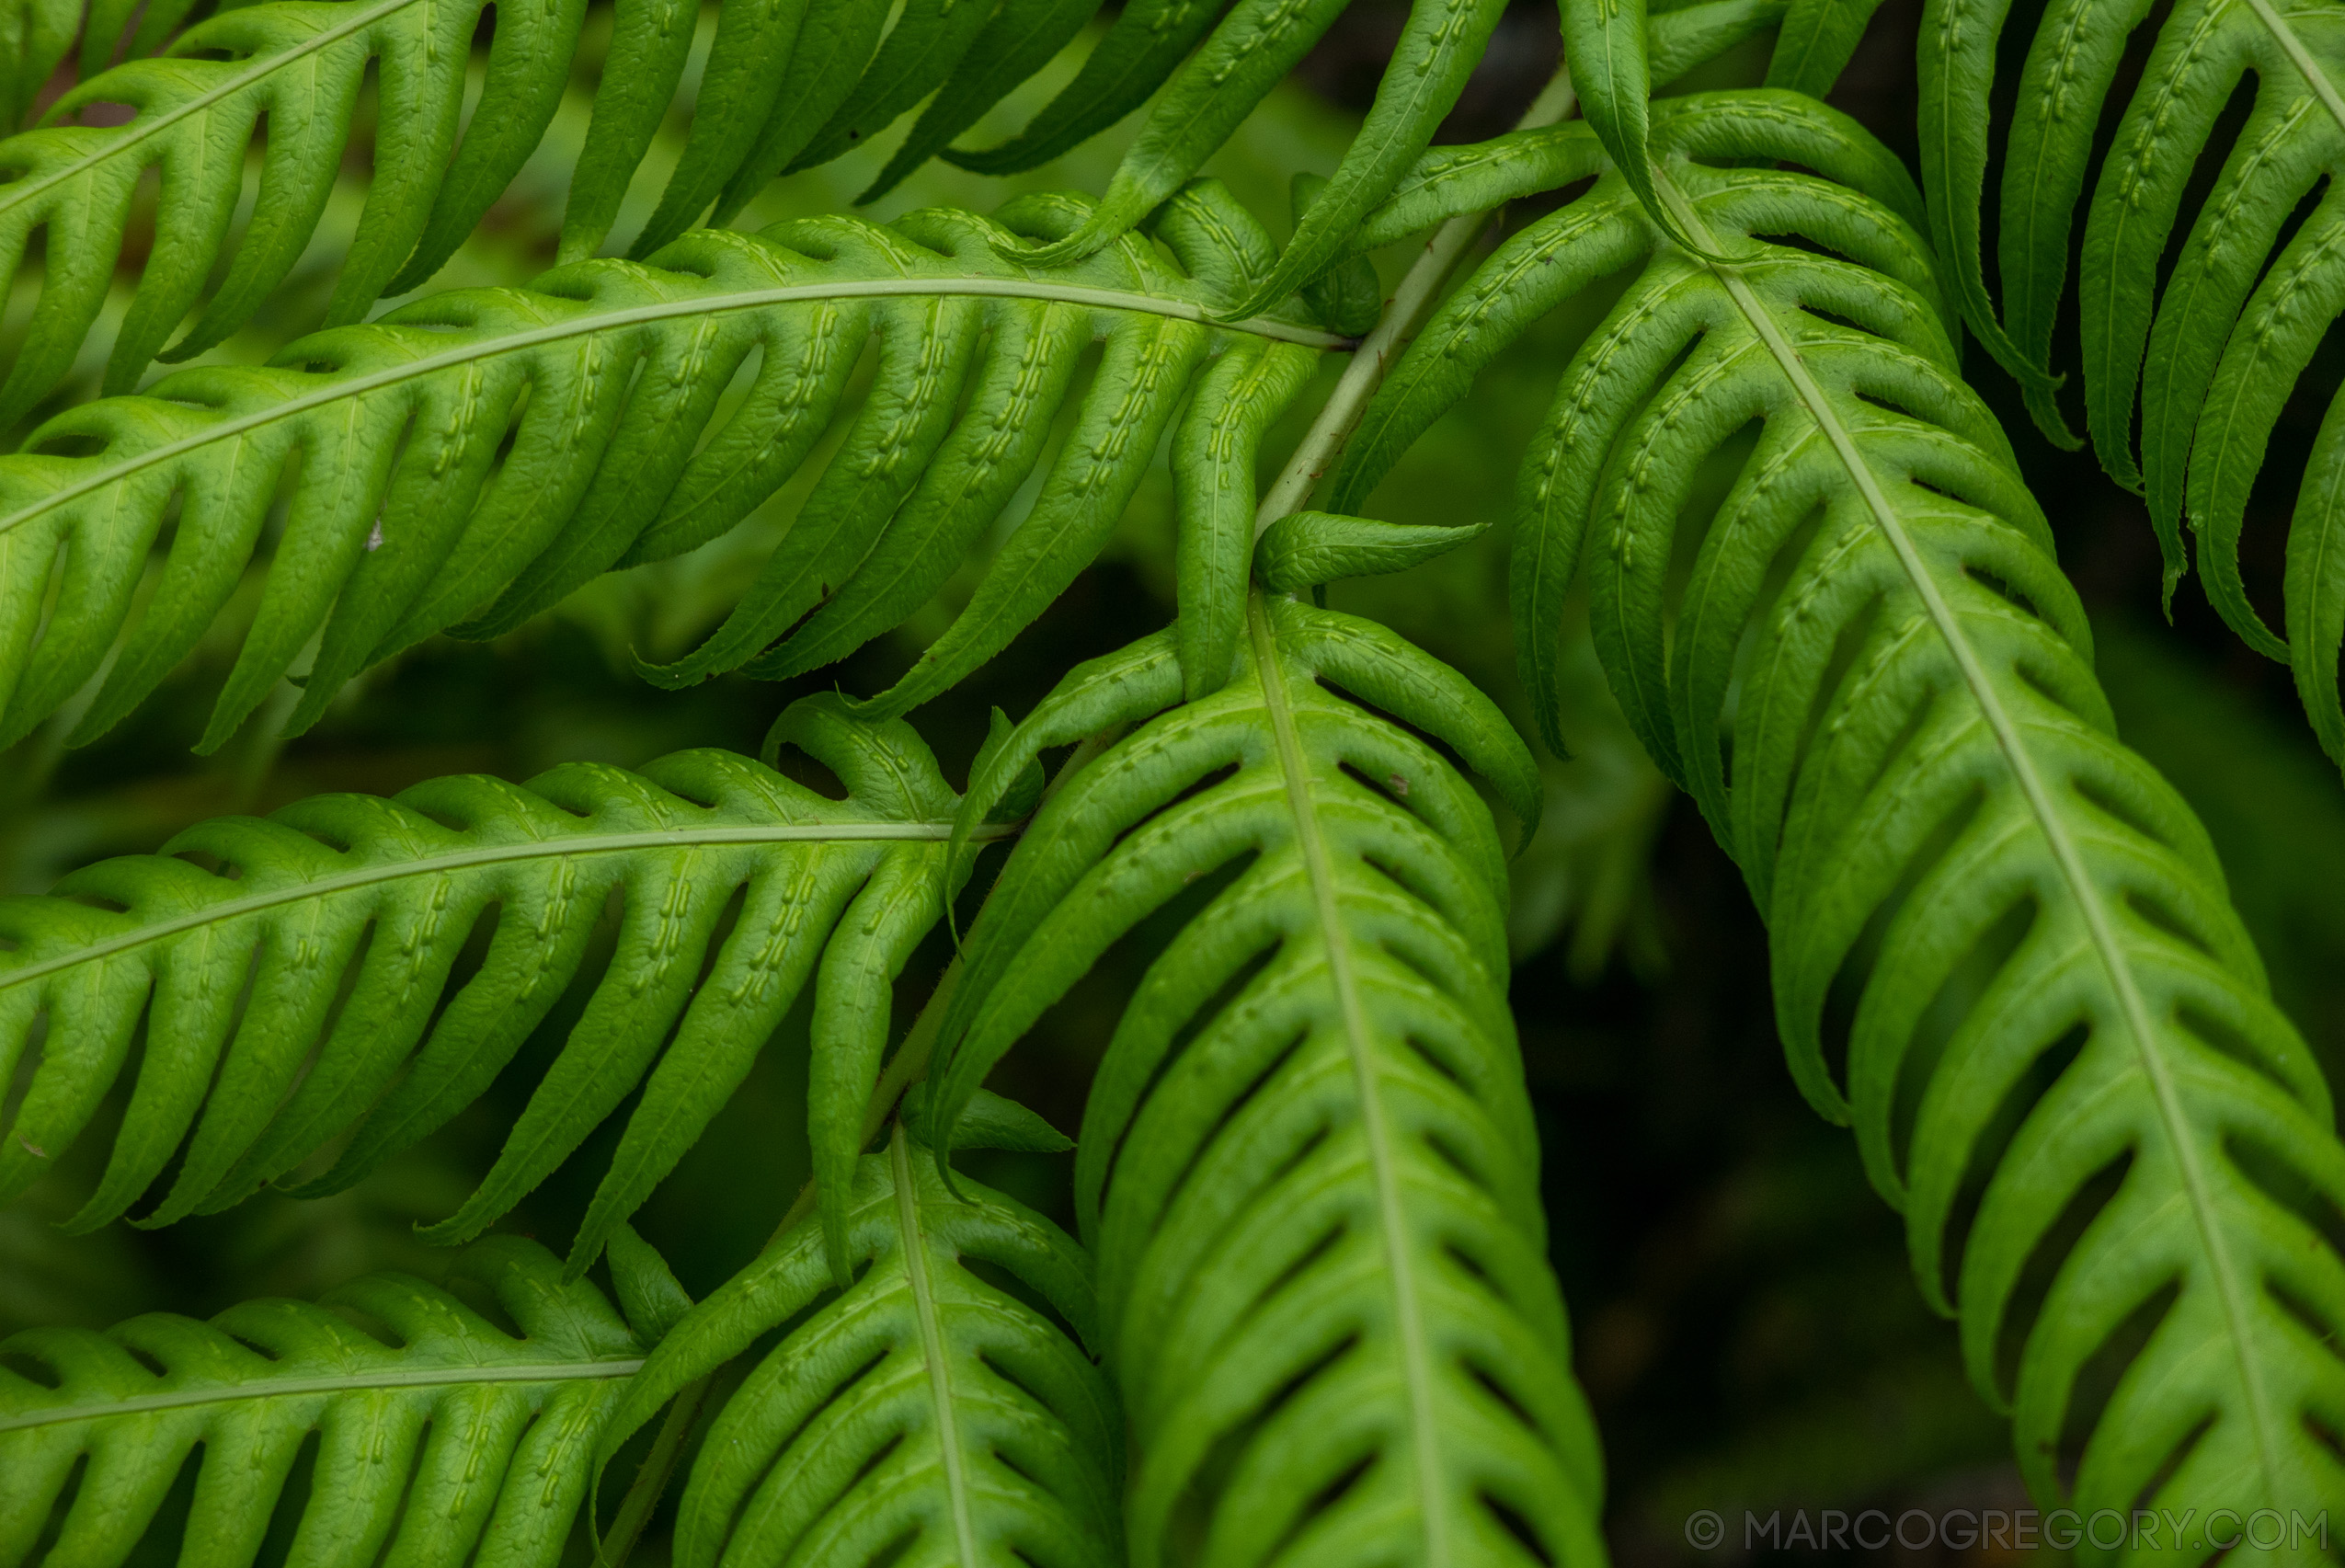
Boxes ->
[6,3,2339,1562]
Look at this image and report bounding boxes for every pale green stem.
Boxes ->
[1253,64,1581,537]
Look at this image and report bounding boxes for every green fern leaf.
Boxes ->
[0,189,1345,756]
[595,1109,1120,1568]
[0,0,1154,430]
[0,697,987,1276]
[0,0,589,429]
[1336,88,2345,1546]
[923,594,1609,1567]
[1882,0,2345,772]
[1001,0,1786,306]
[0,1236,651,1568]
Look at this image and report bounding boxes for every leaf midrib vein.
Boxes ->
[1247,593,1447,1567]
[1653,168,2283,1494]
[3,0,425,212]
[1,820,1014,993]
[0,1354,644,1433]
[0,280,1348,544]
[891,1126,981,1564]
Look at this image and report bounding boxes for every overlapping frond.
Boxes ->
[1780,0,2345,771]
[0,188,1344,756]
[1000,0,1782,309]
[0,1235,663,1568]
[1336,88,2345,1551]
[0,698,990,1276]
[597,1104,1119,1568]
[0,0,587,429]
[921,594,1607,1568]
[0,0,1790,441]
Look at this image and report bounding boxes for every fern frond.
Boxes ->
[0,0,589,429]
[0,697,988,1276]
[1005,0,1782,307]
[919,594,1607,1567]
[596,1104,1119,1568]
[1337,89,2345,1548]
[0,189,1343,756]
[0,1235,653,1568]
[1854,0,2345,769]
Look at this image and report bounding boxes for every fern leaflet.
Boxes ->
[0,189,1343,756]
[1335,87,2345,1545]
[0,0,587,429]
[1771,0,2345,773]
[923,594,1608,1567]
[0,1235,665,1568]
[0,697,997,1276]
[595,1101,1119,1568]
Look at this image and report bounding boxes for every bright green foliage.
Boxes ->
[1339,89,2345,1551]
[0,0,588,429]
[1008,0,1780,304]
[926,595,1607,1568]
[0,699,981,1276]
[575,0,1096,258]
[0,1236,653,1568]
[1253,509,1490,596]
[0,188,1346,756]
[1779,0,2345,774]
[2,0,234,128]
[598,1108,1118,1568]
[1334,91,1936,759]
[0,0,1776,450]
[11,6,2345,1562]
[1561,0,1718,260]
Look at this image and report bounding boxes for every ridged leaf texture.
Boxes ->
[0,0,589,429]
[0,188,1346,756]
[1336,88,2345,1551]
[597,1114,1119,1568]
[0,0,1797,438]
[0,696,987,1276]
[1768,0,2345,774]
[0,1236,655,1568]
[925,595,1608,1568]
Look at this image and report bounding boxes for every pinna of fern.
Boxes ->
[597,1091,1118,1568]
[0,694,1036,1283]
[1334,80,2345,1553]
[921,591,1607,1568]
[0,185,1352,761]
[0,0,589,429]
[0,1231,681,1568]
[0,0,1795,441]
[1763,0,2345,779]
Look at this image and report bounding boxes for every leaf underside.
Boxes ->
[596,1124,1120,1568]
[0,186,1335,758]
[1884,0,2345,773]
[927,595,1607,1567]
[0,1237,646,1568]
[0,698,961,1278]
[1337,87,2345,1550]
